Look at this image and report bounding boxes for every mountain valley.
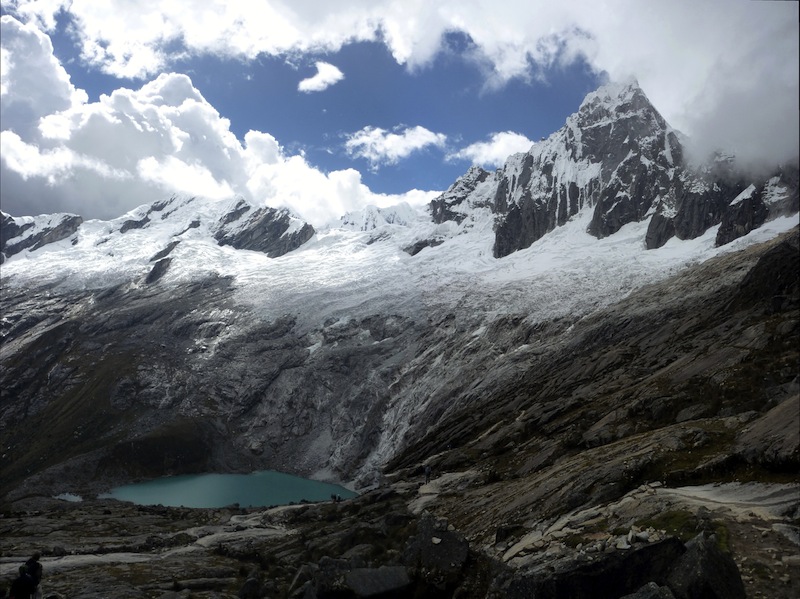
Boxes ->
[1,81,798,598]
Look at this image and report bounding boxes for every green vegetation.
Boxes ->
[636,509,698,542]
[636,509,731,553]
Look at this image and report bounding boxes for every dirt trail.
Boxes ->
[657,482,799,522]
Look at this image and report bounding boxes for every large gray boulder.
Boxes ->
[500,538,686,599]
[621,582,676,599]
[666,533,746,599]
[403,515,470,592]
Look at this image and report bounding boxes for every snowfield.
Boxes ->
[3,195,797,337]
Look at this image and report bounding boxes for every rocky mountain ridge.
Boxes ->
[0,194,313,266]
[430,80,798,258]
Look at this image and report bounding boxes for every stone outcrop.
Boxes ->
[666,533,746,599]
[734,395,799,469]
[0,211,83,262]
[145,257,172,284]
[430,165,492,225]
[214,200,315,257]
[716,166,800,247]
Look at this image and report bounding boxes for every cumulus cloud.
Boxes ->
[0,15,432,225]
[449,131,534,167]
[1,2,797,222]
[4,0,795,169]
[345,125,447,170]
[0,16,87,138]
[298,61,344,93]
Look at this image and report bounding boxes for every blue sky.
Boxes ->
[1,1,797,225]
[44,21,602,194]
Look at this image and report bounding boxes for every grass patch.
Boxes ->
[636,509,698,542]
[749,560,773,580]
[637,510,732,553]
[563,533,587,548]
[711,521,731,553]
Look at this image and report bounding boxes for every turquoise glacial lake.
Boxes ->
[100,470,356,508]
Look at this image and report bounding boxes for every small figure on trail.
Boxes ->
[9,565,36,599]
[9,553,42,599]
[424,464,432,484]
[25,551,43,599]
[26,552,42,599]
[330,493,342,503]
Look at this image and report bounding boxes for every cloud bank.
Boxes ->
[0,16,436,225]
[1,1,797,221]
[3,0,796,168]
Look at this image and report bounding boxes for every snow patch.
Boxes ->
[54,493,83,502]
[730,184,756,206]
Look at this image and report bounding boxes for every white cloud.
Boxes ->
[449,131,534,167]
[298,61,344,93]
[3,0,795,168]
[137,156,235,199]
[0,129,130,182]
[1,2,797,222]
[345,125,447,170]
[0,15,87,138]
[0,16,433,225]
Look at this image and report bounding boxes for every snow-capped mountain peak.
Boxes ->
[338,202,421,231]
[428,79,796,258]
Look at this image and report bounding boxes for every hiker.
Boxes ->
[424,464,431,484]
[9,565,36,599]
[9,553,41,599]
[26,552,42,599]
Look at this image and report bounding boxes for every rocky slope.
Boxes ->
[1,455,797,598]
[1,225,797,597]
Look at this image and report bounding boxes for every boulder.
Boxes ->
[621,582,676,598]
[665,533,745,599]
[734,395,799,469]
[238,577,261,599]
[403,515,469,575]
[500,537,685,599]
[313,557,411,598]
[345,566,411,597]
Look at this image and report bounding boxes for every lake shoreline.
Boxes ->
[99,470,357,509]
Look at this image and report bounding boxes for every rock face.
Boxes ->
[430,165,492,225]
[716,167,800,247]
[1,211,83,262]
[214,199,315,257]
[430,81,798,256]
[0,196,315,263]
